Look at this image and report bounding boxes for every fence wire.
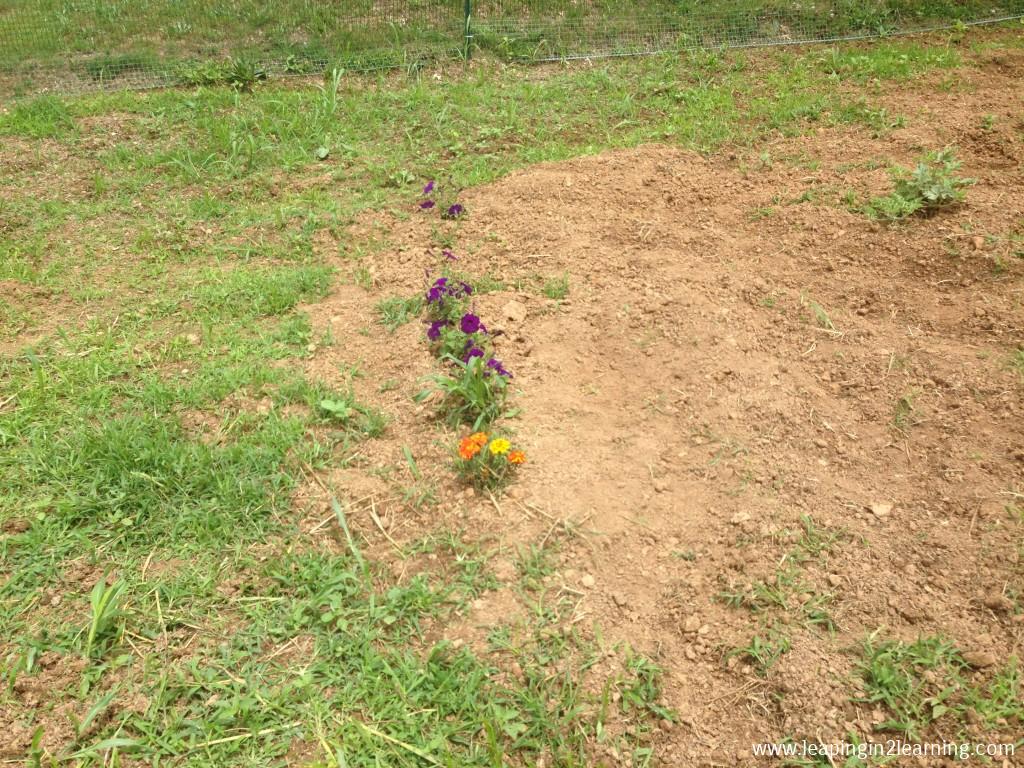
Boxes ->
[1,0,1022,95]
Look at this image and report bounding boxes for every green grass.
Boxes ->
[0,0,1014,89]
[376,294,425,332]
[0,34,1010,765]
[856,634,1023,740]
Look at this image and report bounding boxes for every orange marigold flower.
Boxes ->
[507,450,527,465]
[469,432,489,447]
[459,437,481,460]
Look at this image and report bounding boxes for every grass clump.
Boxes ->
[375,294,425,332]
[864,148,974,221]
[856,634,1023,740]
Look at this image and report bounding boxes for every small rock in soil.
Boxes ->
[502,300,528,323]
[580,574,595,588]
[869,502,892,518]
[962,651,997,668]
[983,593,1013,612]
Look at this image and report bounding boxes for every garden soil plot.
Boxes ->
[299,57,1024,763]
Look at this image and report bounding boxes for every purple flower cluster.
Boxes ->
[426,277,473,306]
[421,271,512,380]
[419,179,467,220]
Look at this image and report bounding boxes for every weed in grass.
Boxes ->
[318,390,388,438]
[83,577,125,659]
[375,294,424,332]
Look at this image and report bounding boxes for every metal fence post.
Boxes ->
[463,0,473,60]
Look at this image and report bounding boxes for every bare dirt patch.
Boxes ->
[301,49,1024,763]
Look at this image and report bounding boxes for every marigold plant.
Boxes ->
[454,432,526,491]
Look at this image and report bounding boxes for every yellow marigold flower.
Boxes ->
[488,438,511,456]
[507,450,526,465]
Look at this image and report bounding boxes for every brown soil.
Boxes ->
[297,46,1024,765]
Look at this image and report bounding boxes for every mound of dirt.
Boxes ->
[301,55,1024,764]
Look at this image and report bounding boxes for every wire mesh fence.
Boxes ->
[1,0,1022,95]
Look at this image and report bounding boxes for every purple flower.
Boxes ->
[423,180,435,195]
[420,200,435,210]
[460,281,473,296]
[444,203,465,219]
[442,249,457,261]
[426,319,449,341]
[463,346,484,362]
[460,313,482,334]
[425,277,449,303]
[486,357,513,378]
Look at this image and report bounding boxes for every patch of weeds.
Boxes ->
[963,660,1023,729]
[474,274,508,293]
[542,273,570,300]
[0,95,76,139]
[855,634,966,739]
[863,148,974,221]
[801,294,841,336]
[619,652,674,721]
[318,390,388,438]
[352,265,374,290]
[177,57,267,91]
[515,542,557,591]
[729,625,791,674]
[1010,348,1024,378]
[835,101,906,137]
[193,265,332,321]
[375,294,424,332]
[786,515,844,565]
[892,390,919,432]
[718,568,836,632]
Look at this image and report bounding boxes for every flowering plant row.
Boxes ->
[410,186,526,489]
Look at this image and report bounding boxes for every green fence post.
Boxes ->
[464,0,473,60]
